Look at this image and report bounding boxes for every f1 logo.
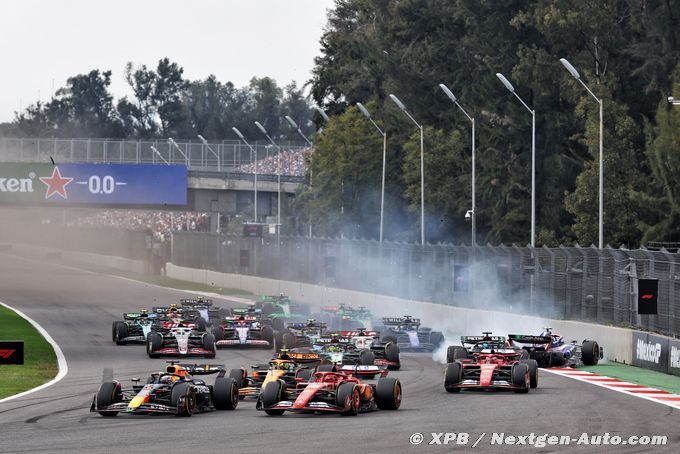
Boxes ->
[0,341,23,364]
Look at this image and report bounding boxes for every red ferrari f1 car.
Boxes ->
[257,365,401,416]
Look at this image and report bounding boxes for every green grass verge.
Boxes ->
[0,305,58,400]
[581,362,680,395]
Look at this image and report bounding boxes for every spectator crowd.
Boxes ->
[68,210,211,239]
[238,148,309,177]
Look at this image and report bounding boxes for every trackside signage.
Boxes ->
[0,341,24,365]
[0,162,187,206]
[632,331,669,373]
[668,339,680,377]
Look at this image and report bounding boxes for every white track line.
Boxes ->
[0,301,68,404]
[542,367,680,410]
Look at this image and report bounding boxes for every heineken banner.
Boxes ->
[0,163,187,206]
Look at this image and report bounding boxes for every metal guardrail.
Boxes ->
[172,232,680,338]
[0,137,309,177]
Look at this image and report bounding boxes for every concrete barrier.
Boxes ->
[167,263,633,364]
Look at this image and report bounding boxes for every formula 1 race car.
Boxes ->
[446,332,510,362]
[274,319,327,351]
[179,297,225,323]
[444,345,538,393]
[377,316,444,352]
[213,315,274,349]
[254,294,311,330]
[146,323,216,358]
[91,362,238,417]
[112,310,160,345]
[316,329,401,370]
[229,350,321,399]
[507,328,603,367]
[152,303,209,332]
[317,304,374,330]
[257,366,401,416]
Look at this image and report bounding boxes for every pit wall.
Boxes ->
[166,263,633,364]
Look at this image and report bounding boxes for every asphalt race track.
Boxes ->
[0,249,679,453]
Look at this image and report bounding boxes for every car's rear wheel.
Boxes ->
[384,342,401,370]
[261,325,275,347]
[212,325,225,341]
[446,346,468,363]
[202,333,216,358]
[113,322,128,345]
[375,377,401,410]
[430,331,445,348]
[519,349,530,360]
[511,363,530,393]
[212,377,238,410]
[444,361,462,393]
[228,368,246,388]
[96,382,121,416]
[359,349,375,366]
[272,317,285,332]
[337,383,360,416]
[581,340,600,366]
[262,303,277,317]
[520,359,539,388]
[262,380,287,415]
[195,317,207,332]
[282,332,296,349]
[146,332,162,358]
[171,383,195,416]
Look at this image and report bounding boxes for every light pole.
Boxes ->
[197,135,221,171]
[232,127,258,223]
[254,121,282,227]
[167,137,188,165]
[389,93,425,245]
[560,58,604,249]
[313,105,330,122]
[150,146,169,165]
[668,96,680,106]
[356,102,388,242]
[439,83,476,247]
[496,73,536,248]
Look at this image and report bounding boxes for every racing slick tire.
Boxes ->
[171,383,195,416]
[296,368,313,382]
[146,332,163,358]
[444,361,463,393]
[375,377,402,410]
[113,322,128,345]
[261,325,275,348]
[520,359,539,388]
[282,332,297,349]
[96,382,121,417]
[519,350,530,360]
[548,351,565,367]
[336,383,360,416]
[359,349,375,366]
[274,331,285,352]
[229,368,246,389]
[271,317,285,332]
[195,317,208,332]
[262,380,287,416]
[446,346,468,363]
[385,342,401,370]
[316,364,335,372]
[511,363,530,393]
[262,302,277,316]
[429,331,445,348]
[581,340,600,366]
[211,325,225,341]
[202,333,216,358]
[213,377,238,410]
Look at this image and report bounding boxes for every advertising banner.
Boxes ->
[638,278,659,315]
[632,331,669,372]
[0,341,24,365]
[668,338,680,377]
[0,163,187,206]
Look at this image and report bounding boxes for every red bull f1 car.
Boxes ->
[90,363,238,417]
[257,365,401,416]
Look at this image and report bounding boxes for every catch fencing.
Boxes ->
[0,137,308,176]
[172,232,680,338]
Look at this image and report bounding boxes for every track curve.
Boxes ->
[0,250,678,453]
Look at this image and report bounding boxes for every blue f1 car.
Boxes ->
[507,328,602,367]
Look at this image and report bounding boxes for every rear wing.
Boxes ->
[315,336,353,345]
[508,334,552,344]
[169,363,225,376]
[461,335,506,344]
[341,330,378,337]
[180,298,213,307]
[288,322,327,330]
[123,312,156,320]
[339,364,387,377]
[287,352,321,362]
[382,317,420,325]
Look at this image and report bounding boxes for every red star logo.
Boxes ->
[39,167,73,199]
